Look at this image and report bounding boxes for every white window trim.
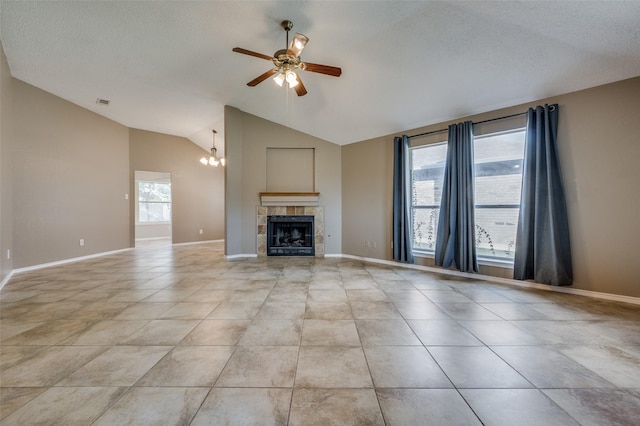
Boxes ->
[413,250,515,269]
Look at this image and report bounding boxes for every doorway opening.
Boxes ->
[135,171,172,247]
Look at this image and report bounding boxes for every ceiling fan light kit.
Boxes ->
[289,33,309,57]
[232,20,341,96]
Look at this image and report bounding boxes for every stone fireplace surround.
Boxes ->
[257,206,324,257]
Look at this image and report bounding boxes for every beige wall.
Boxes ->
[12,79,130,268]
[0,42,13,281]
[342,137,394,260]
[342,76,640,298]
[3,70,223,271]
[224,106,244,255]
[129,129,224,245]
[225,106,342,256]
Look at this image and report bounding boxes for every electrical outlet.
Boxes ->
[6,249,10,260]
[125,193,129,200]
[199,229,203,235]
[79,239,85,246]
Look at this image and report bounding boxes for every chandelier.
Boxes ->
[200,130,225,167]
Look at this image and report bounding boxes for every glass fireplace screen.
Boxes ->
[267,215,314,256]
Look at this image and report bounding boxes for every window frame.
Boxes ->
[409,140,447,254]
[473,128,525,261]
[409,128,526,264]
[136,180,172,225]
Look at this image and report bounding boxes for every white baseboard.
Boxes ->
[225,254,258,260]
[3,245,637,306]
[338,254,640,306]
[0,248,134,291]
[0,269,16,291]
[172,239,224,247]
[12,248,134,274]
[1,241,226,291]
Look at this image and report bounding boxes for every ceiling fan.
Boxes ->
[232,20,342,96]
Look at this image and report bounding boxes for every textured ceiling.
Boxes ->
[2,1,640,154]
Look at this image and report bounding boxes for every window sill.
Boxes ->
[477,257,514,268]
[413,250,514,269]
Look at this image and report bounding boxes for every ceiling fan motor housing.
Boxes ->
[273,50,303,72]
[281,20,293,32]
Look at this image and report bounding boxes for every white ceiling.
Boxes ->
[2,1,640,154]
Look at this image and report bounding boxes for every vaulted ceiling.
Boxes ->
[2,1,640,154]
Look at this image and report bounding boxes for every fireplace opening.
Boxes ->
[267,215,314,256]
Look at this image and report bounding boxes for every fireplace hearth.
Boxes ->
[267,215,314,256]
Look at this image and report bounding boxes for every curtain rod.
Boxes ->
[407,110,529,140]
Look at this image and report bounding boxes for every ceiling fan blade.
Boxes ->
[294,74,307,96]
[302,62,342,77]
[232,47,274,61]
[247,68,279,87]
[287,33,309,58]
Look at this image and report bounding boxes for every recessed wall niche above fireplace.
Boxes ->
[257,147,323,257]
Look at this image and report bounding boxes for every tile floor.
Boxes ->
[1,241,639,425]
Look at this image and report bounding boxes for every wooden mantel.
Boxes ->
[259,192,320,206]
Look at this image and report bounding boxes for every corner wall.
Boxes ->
[342,137,394,260]
[12,79,130,268]
[129,129,224,244]
[225,106,342,256]
[0,41,13,281]
[342,77,640,298]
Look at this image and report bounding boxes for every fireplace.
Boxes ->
[267,215,314,256]
[257,205,324,257]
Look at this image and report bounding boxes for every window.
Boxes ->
[138,181,171,223]
[474,130,525,259]
[410,129,525,261]
[410,142,447,251]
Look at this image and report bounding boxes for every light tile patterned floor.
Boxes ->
[1,241,640,425]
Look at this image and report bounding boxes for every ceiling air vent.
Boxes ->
[96,98,110,105]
